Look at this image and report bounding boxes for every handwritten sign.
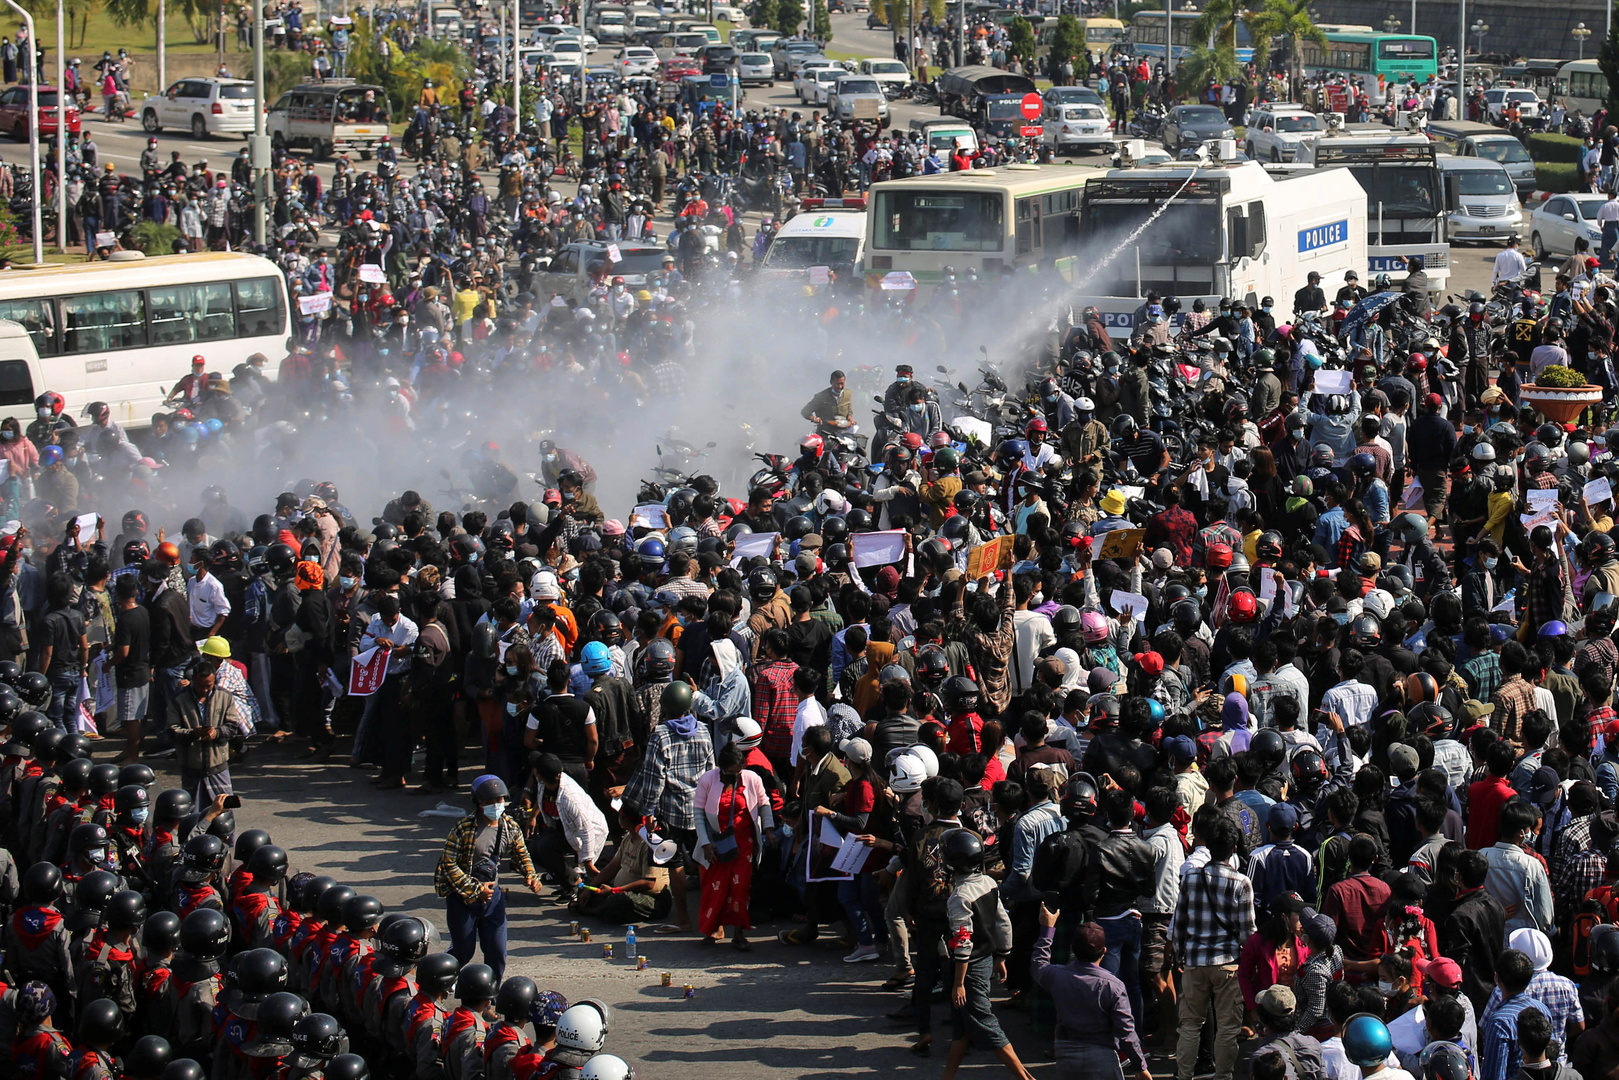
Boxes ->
[880,271,917,291]
[850,529,907,569]
[629,503,668,530]
[807,265,831,285]
[1109,589,1149,622]
[1527,489,1559,511]
[965,535,1014,578]
[729,531,778,567]
[299,292,333,315]
[358,264,386,283]
[1098,527,1144,561]
[606,243,623,263]
[1587,476,1614,507]
[347,647,388,696]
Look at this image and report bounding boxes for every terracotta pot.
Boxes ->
[1520,385,1605,425]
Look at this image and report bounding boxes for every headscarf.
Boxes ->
[295,561,324,591]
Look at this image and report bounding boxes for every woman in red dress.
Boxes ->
[694,744,778,951]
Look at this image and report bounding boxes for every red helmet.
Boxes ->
[902,432,924,452]
[1205,543,1234,570]
[1406,353,1427,371]
[928,431,952,450]
[1026,418,1049,437]
[34,391,64,417]
[1227,590,1258,623]
[799,433,824,457]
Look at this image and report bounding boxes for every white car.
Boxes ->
[1528,193,1607,257]
[532,24,597,50]
[548,38,587,60]
[858,57,909,96]
[1040,100,1112,153]
[804,65,848,105]
[712,5,745,22]
[1244,106,1325,162]
[140,77,256,138]
[614,46,659,77]
[792,59,837,102]
[828,75,889,122]
[1484,87,1542,121]
[736,52,774,86]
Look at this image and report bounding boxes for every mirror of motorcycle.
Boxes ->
[979,345,988,357]
[958,382,970,394]
[936,365,949,373]
[873,396,884,404]
[706,441,716,448]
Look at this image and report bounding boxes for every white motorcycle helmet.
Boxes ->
[581,1055,634,1080]
[906,744,940,779]
[888,752,926,794]
[555,1000,611,1055]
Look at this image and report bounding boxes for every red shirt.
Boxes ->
[1322,871,1392,963]
[1466,775,1515,849]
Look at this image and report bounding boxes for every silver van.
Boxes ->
[1427,121,1535,200]
[1437,156,1523,242]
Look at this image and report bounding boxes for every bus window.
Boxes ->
[235,278,287,338]
[1016,197,1042,256]
[63,291,146,353]
[0,360,33,407]
[874,191,1004,252]
[0,298,58,356]
[149,283,236,345]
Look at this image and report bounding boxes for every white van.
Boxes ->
[431,4,461,38]
[1426,120,1535,200]
[761,201,867,279]
[907,117,978,156]
[1437,156,1523,242]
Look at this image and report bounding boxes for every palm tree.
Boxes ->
[1190,0,1243,52]
[1178,43,1243,100]
[1247,0,1326,90]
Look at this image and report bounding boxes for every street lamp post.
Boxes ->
[1471,19,1488,60]
[1383,16,1401,34]
[1575,22,1592,59]
[55,0,64,254]
[252,0,267,244]
[1410,0,1416,34]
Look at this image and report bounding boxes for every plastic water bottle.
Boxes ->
[625,925,637,961]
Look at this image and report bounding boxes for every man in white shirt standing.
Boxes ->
[186,548,231,639]
[1009,576,1055,699]
[1493,235,1528,288]
[1597,188,1619,267]
[351,593,418,771]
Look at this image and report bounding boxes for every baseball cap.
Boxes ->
[1270,892,1308,914]
[838,737,873,765]
[1388,743,1420,775]
[1414,956,1462,989]
[1163,735,1197,765]
[1267,803,1299,832]
[1458,699,1494,725]
[1256,985,1297,1020]
[1425,392,1444,409]
[1528,766,1562,807]
[1133,651,1165,675]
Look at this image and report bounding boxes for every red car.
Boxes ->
[0,85,81,141]
[660,58,701,83]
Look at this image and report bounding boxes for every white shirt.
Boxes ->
[361,612,419,676]
[186,571,231,630]
[1598,197,1619,224]
[790,696,827,767]
[1493,246,1528,286]
[1010,610,1056,695]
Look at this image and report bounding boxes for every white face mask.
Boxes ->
[483,801,506,821]
[1377,979,1397,996]
[130,807,149,825]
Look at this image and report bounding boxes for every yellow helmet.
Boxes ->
[635,289,653,303]
[200,636,231,659]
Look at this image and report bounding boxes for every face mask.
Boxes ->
[483,801,506,820]
[1030,592,1043,606]
[0,431,12,440]
[1483,556,1498,570]
[896,375,910,383]
[36,408,48,419]
[1377,980,1397,996]
[909,403,924,414]
[1262,305,1273,313]
[505,665,518,676]
[339,576,356,590]
[1331,611,1349,624]
[130,807,149,825]
[1463,424,1474,434]
[88,847,108,864]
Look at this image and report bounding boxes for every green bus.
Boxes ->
[1299,30,1439,85]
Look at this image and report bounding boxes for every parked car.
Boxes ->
[771,38,822,78]
[614,46,659,77]
[797,63,843,104]
[736,52,774,86]
[712,4,745,21]
[1483,86,1542,121]
[1040,99,1112,153]
[1244,105,1324,162]
[1161,104,1235,152]
[858,57,910,96]
[792,58,837,100]
[0,85,79,140]
[1527,192,1607,257]
[139,76,254,138]
[828,75,889,122]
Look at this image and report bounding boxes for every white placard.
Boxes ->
[880,271,917,291]
[729,531,778,566]
[1587,476,1614,507]
[629,503,668,530]
[830,832,870,874]
[299,292,333,315]
[1119,485,1145,502]
[1493,589,1517,613]
[1109,589,1149,622]
[807,265,831,285]
[1400,478,1423,510]
[1527,489,1559,510]
[1258,567,1278,602]
[850,529,907,569]
[1314,369,1353,395]
[1520,510,1556,531]
[73,513,99,537]
[606,243,623,263]
[94,231,116,249]
[818,818,844,847]
[358,264,386,283]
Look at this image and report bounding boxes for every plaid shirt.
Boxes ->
[1193,521,1244,567]
[1335,524,1368,574]
[1171,859,1256,968]
[1490,675,1539,744]
[1144,506,1198,566]
[433,814,538,905]
[1485,974,1583,1062]
[1554,849,1607,912]
[1462,651,1503,704]
[622,719,716,832]
[751,659,800,763]
[1574,637,1619,690]
[1552,811,1598,884]
[1526,553,1565,633]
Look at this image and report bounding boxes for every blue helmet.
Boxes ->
[16,980,55,1023]
[1539,621,1570,638]
[1146,699,1166,724]
[1349,453,1377,477]
[580,641,613,678]
[39,445,62,467]
[531,990,569,1029]
[634,536,666,572]
[1342,1013,1394,1067]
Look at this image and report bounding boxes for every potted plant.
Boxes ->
[1520,365,1605,425]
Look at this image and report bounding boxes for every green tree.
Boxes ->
[749,0,778,33]
[1006,16,1036,67]
[100,0,216,45]
[1190,0,1243,52]
[870,0,945,48]
[1176,44,1242,101]
[1047,13,1083,80]
[1247,0,1326,88]
[812,0,832,41]
[1600,22,1619,116]
[772,0,804,37]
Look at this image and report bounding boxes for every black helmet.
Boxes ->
[820,515,849,546]
[916,646,950,687]
[0,685,21,724]
[88,762,120,796]
[943,676,981,714]
[154,788,194,822]
[1250,728,1286,767]
[784,514,814,541]
[205,810,235,840]
[416,953,461,997]
[940,827,985,874]
[25,726,63,763]
[21,860,62,904]
[208,538,241,573]
[495,975,538,1021]
[845,507,872,532]
[76,997,124,1046]
[586,609,622,646]
[289,1013,345,1068]
[374,916,431,976]
[234,828,273,864]
[179,908,231,960]
[105,889,147,930]
[66,870,119,932]
[246,844,290,885]
[746,566,777,600]
[0,658,20,685]
[1051,605,1083,637]
[118,763,156,790]
[115,783,150,814]
[1111,415,1138,439]
[456,963,498,1004]
[244,992,307,1057]
[1420,1042,1473,1080]
[1536,422,1565,449]
[340,894,384,932]
[295,874,336,914]
[471,775,508,804]
[1350,614,1381,647]
[5,710,48,754]
[660,681,694,717]
[69,821,111,860]
[160,1062,207,1080]
[941,516,971,546]
[324,1055,370,1080]
[16,670,49,707]
[180,834,226,883]
[1592,925,1619,974]
[230,948,290,1012]
[639,639,676,681]
[1060,772,1100,821]
[60,756,93,791]
[917,536,954,574]
[124,1035,173,1080]
[316,884,357,927]
[266,542,297,575]
[142,910,182,956]
[1290,749,1329,789]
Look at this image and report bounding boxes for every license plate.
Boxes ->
[1479,226,1495,234]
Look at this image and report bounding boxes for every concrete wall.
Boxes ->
[1313,0,1609,66]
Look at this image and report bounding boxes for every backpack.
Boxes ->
[910,826,956,926]
[1572,885,1619,976]
[241,577,271,651]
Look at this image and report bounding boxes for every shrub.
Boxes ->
[1537,365,1587,388]
[1536,162,1579,193]
[130,220,180,256]
[1528,132,1585,164]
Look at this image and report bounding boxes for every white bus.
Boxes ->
[861,164,1089,287]
[1557,59,1604,116]
[0,251,290,427]
[1074,159,1368,327]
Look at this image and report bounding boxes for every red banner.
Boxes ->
[347,647,389,697]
